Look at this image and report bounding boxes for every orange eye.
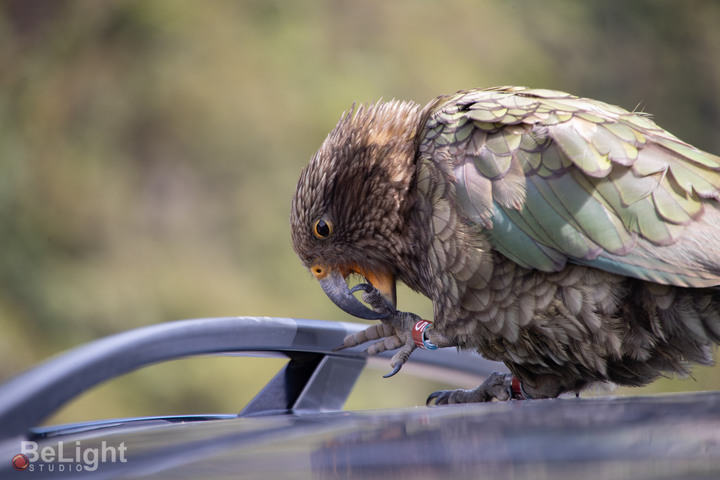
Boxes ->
[313,218,334,239]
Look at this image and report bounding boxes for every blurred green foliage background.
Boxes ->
[1,0,720,424]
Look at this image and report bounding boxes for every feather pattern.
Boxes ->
[423,86,720,288]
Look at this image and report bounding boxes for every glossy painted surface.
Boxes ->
[3,391,719,479]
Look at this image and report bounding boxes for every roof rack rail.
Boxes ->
[0,317,503,440]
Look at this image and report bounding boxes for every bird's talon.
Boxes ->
[426,392,441,406]
[383,363,403,378]
[349,283,373,295]
[426,390,451,406]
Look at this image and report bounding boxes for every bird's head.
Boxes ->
[291,100,423,319]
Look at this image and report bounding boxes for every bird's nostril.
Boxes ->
[311,265,327,279]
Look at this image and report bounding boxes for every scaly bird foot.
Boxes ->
[427,372,527,405]
[337,284,424,377]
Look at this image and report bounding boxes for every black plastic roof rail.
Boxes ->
[0,317,503,440]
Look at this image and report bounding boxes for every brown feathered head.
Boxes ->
[291,100,423,319]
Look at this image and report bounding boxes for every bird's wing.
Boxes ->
[421,86,720,287]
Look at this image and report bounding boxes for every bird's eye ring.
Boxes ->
[313,218,334,239]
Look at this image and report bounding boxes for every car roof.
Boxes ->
[5,393,720,479]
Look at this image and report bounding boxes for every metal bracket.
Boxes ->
[240,353,365,416]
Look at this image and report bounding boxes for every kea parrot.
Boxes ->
[290,86,720,404]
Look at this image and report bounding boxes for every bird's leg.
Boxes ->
[337,285,452,377]
[426,372,526,405]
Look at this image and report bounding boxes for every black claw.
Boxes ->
[383,363,403,378]
[349,283,373,295]
[426,390,451,406]
[332,343,348,352]
[426,392,441,406]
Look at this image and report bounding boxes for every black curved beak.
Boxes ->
[313,265,396,320]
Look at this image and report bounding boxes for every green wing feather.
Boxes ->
[422,86,720,287]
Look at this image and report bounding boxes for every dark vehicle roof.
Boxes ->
[1,317,719,479]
